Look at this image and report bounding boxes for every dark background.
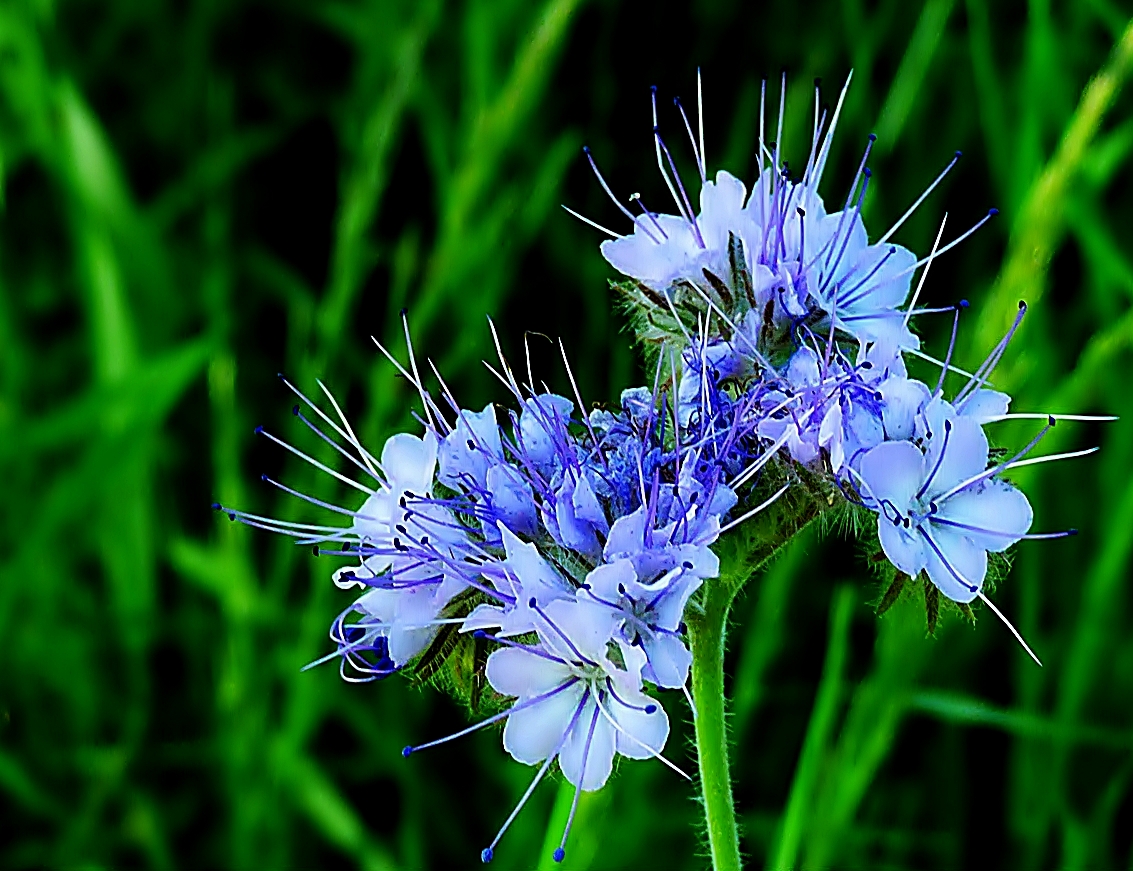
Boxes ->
[2,0,1133,868]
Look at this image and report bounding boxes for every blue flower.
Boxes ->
[857,400,1033,604]
[404,597,676,865]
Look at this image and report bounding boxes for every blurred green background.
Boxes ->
[2,0,1133,868]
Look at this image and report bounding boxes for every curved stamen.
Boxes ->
[403,678,580,757]
[916,419,952,500]
[976,590,1043,666]
[531,600,600,667]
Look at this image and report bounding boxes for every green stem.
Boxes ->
[688,579,743,871]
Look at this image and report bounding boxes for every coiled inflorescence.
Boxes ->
[218,72,1102,864]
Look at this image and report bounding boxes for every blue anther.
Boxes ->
[553,848,566,863]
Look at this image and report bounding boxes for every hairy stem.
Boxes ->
[688,579,742,871]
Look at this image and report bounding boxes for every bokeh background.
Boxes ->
[2,0,1133,868]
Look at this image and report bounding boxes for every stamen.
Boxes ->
[403,678,580,756]
[877,150,961,245]
[260,473,378,519]
[934,300,967,396]
[697,67,707,180]
[629,192,668,238]
[903,212,949,330]
[774,70,786,174]
[531,600,600,666]
[481,693,588,865]
[318,377,393,470]
[279,374,385,475]
[652,86,696,228]
[402,311,437,431]
[561,204,620,239]
[256,427,374,495]
[955,300,1027,404]
[655,126,705,248]
[981,413,1117,423]
[717,482,791,535]
[592,688,691,781]
[917,419,952,499]
[556,702,603,863]
[292,406,383,484]
[811,70,853,190]
[673,97,706,182]
[977,591,1042,666]
[876,210,999,290]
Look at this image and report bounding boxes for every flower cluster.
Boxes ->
[219,318,784,862]
[218,74,1097,864]
[581,74,1094,660]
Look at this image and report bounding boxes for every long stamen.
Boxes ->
[655,126,705,248]
[592,688,691,781]
[977,591,1043,667]
[256,428,374,495]
[480,693,588,865]
[697,67,707,179]
[403,678,580,757]
[531,600,600,667]
[877,150,961,245]
[774,70,786,174]
[402,311,437,431]
[652,86,695,226]
[561,205,620,238]
[582,146,662,242]
[934,301,968,396]
[717,483,790,535]
[916,419,952,499]
[280,375,385,476]
[674,97,705,182]
[555,700,602,863]
[903,212,949,330]
[292,406,383,484]
[957,305,1028,407]
[260,473,377,519]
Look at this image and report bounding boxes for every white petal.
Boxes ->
[936,480,1033,553]
[380,431,437,493]
[502,681,585,765]
[559,699,616,791]
[610,688,670,759]
[486,646,574,698]
[923,528,987,603]
[859,440,924,510]
[878,515,927,578]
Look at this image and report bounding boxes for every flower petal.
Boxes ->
[923,527,987,603]
[559,700,616,791]
[486,646,574,699]
[859,440,924,510]
[503,682,586,765]
[936,480,1033,553]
